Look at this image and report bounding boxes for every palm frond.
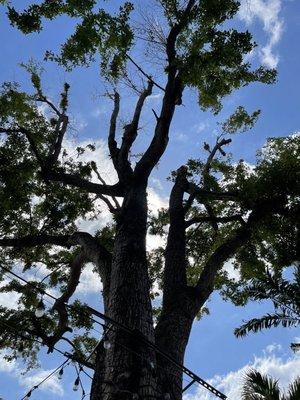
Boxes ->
[242,369,281,400]
[234,313,300,338]
[287,377,300,400]
[290,343,300,353]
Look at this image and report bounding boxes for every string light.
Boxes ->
[24,391,32,400]
[17,343,24,357]
[73,377,80,392]
[103,327,111,350]
[149,361,155,370]
[0,264,227,400]
[103,337,111,350]
[58,367,64,380]
[35,298,45,318]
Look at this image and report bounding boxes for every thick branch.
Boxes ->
[0,234,71,248]
[185,138,232,215]
[163,166,189,301]
[134,3,196,181]
[116,81,153,183]
[1,126,123,197]
[0,127,44,166]
[47,114,69,165]
[0,231,112,288]
[42,169,124,196]
[196,199,287,299]
[185,214,244,228]
[35,95,61,116]
[108,91,120,163]
[186,183,239,202]
[48,251,87,352]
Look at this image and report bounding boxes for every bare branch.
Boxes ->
[126,54,165,92]
[120,81,153,158]
[134,2,197,181]
[184,138,232,215]
[108,91,120,162]
[47,114,69,165]
[35,95,61,116]
[202,138,232,183]
[91,162,121,212]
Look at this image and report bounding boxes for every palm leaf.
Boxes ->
[287,377,300,400]
[234,313,300,338]
[242,369,281,400]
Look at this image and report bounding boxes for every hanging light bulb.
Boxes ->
[103,339,111,350]
[149,361,155,370]
[73,377,80,392]
[17,343,24,357]
[35,298,45,318]
[24,391,32,400]
[103,333,111,350]
[58,367,64,380]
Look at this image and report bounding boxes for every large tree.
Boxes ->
[0,1,299,400]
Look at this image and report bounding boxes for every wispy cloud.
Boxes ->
[0,351,64,396]
[239,0,284,68]
[184,345,300,400]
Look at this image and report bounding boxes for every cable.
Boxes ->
[0,264,227,399]
[21,359,69,400]
[0,319,92,372]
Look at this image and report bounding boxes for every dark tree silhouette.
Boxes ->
[0,1,299,400]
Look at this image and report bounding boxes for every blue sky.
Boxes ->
[0,1,300,399]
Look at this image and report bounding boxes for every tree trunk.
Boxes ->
[92,183,158,400]
[155,288,201,400]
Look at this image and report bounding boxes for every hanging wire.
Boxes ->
[20,359,69,400]
[0,264,227,399]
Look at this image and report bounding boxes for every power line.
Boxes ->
[0,264,226,399]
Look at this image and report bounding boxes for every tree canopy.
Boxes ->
[0,1,299,399]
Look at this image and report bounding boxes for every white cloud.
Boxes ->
[184,345,300,400]
[0,351,64,396]
[175,132,188,142]
[239,0,284,68]
[0,276,21,309]
[0,351,17,373]
[223,260,241,282]
[91,105,107,118]
[194,121,209,134]
[146,93,163,102]
[22,369,64,396]
[77,263,103,294]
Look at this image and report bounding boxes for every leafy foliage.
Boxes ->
[149,134,300,293]
[242,370,300,400]
[0,0,298,383]
[4,0,276,110]
[233,266,300,338]
[7,1,134,79]
[221,106,261,134]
